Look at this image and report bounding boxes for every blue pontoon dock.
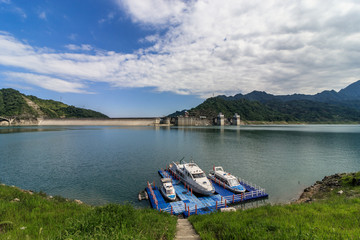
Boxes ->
[145,169,268,217]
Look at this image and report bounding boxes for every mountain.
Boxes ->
[0,88,109,120]
[171,80,360,123]
[339,80,360,99]
[220,80,360,104]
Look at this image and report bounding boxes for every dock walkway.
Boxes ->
[145,169,268,217]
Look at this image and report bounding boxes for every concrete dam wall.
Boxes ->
[38,118,161,126]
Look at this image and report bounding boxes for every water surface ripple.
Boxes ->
[1,125,359,205]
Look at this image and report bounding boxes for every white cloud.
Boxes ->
[1,0,360,97]
[65,44,93,51]
[0,0,11,4]
[38,11,46,20]
[117,0,188,26]
[4,72,90,93]
[98,12,115,24]
[68,33,77,41]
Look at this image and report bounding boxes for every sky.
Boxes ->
[0,0,360,117]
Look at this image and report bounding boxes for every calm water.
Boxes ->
[1,125,360,206]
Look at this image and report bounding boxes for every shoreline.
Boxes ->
[1,118,359,127]
[1,171,356,208]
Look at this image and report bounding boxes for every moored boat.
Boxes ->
[169,160,215,196]
[160,178,176,201]
[209,166,246,193]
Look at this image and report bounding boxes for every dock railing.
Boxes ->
[155,169,268,216]
[147,181,158,209]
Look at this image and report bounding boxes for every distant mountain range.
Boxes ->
[220,80,360,103]
[171,80,360,123]
[0,88,108,121]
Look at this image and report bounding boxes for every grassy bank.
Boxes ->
[0,184,176,239]
[189,173,360,239]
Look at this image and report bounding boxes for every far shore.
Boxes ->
[1,117,359,127]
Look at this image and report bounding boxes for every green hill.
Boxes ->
[186,97,360,123]
[0,88,108,120]
[188,97,292,122]
[170,80,360,123]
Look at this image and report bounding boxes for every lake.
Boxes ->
[1,125,360,206]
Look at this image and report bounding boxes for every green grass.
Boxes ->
[0,184,176,239]
[4,173,360,239]
[189,186,360,239]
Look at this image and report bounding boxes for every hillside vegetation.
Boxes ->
[173,80,360,123]
[0,88,108,119]
[188,97,360,123]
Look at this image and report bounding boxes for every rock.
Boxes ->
[220,207,236,212]
[11,198,20,202]
[74,199,83,204]
[20,226,26,230]
[337,190,344,195]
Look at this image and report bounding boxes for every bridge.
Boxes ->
[0,116,14,125]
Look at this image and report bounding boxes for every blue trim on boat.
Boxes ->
[231,185,246,192]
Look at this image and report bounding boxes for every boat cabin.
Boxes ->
[214,168,241,187]
[183,163,206,180]
[161,178,175,195]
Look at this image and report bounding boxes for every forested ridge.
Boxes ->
[171,80,360,123]
[0,88,108,119]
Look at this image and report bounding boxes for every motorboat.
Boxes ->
[169,160,215,196]
[160,178,176,201]
[208,166,246,193]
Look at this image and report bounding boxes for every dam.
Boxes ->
[38,118,161,126]
[0,117,162,126]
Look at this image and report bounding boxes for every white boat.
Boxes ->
[208,166,246,193]
[160,178,176,201]
[169,160,215,196]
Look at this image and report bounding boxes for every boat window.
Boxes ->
[228,179,240,187]
[192,172,205,178]
[166,189,174,194]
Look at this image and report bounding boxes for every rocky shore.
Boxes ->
[296,172,360,203]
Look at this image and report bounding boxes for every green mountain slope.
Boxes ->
[185,97,360,123]
[0,88,109,119]
[188,97,293,121]
[171,80,360,123]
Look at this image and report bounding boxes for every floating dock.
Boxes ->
[145,169,268,217]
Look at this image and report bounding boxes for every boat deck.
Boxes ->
[145,169,268,217]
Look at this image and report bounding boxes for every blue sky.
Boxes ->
[1,0,360,117]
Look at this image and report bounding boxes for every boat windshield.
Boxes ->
[192,172,206,178]
[228,179,240,187]
[166,189,174,194]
